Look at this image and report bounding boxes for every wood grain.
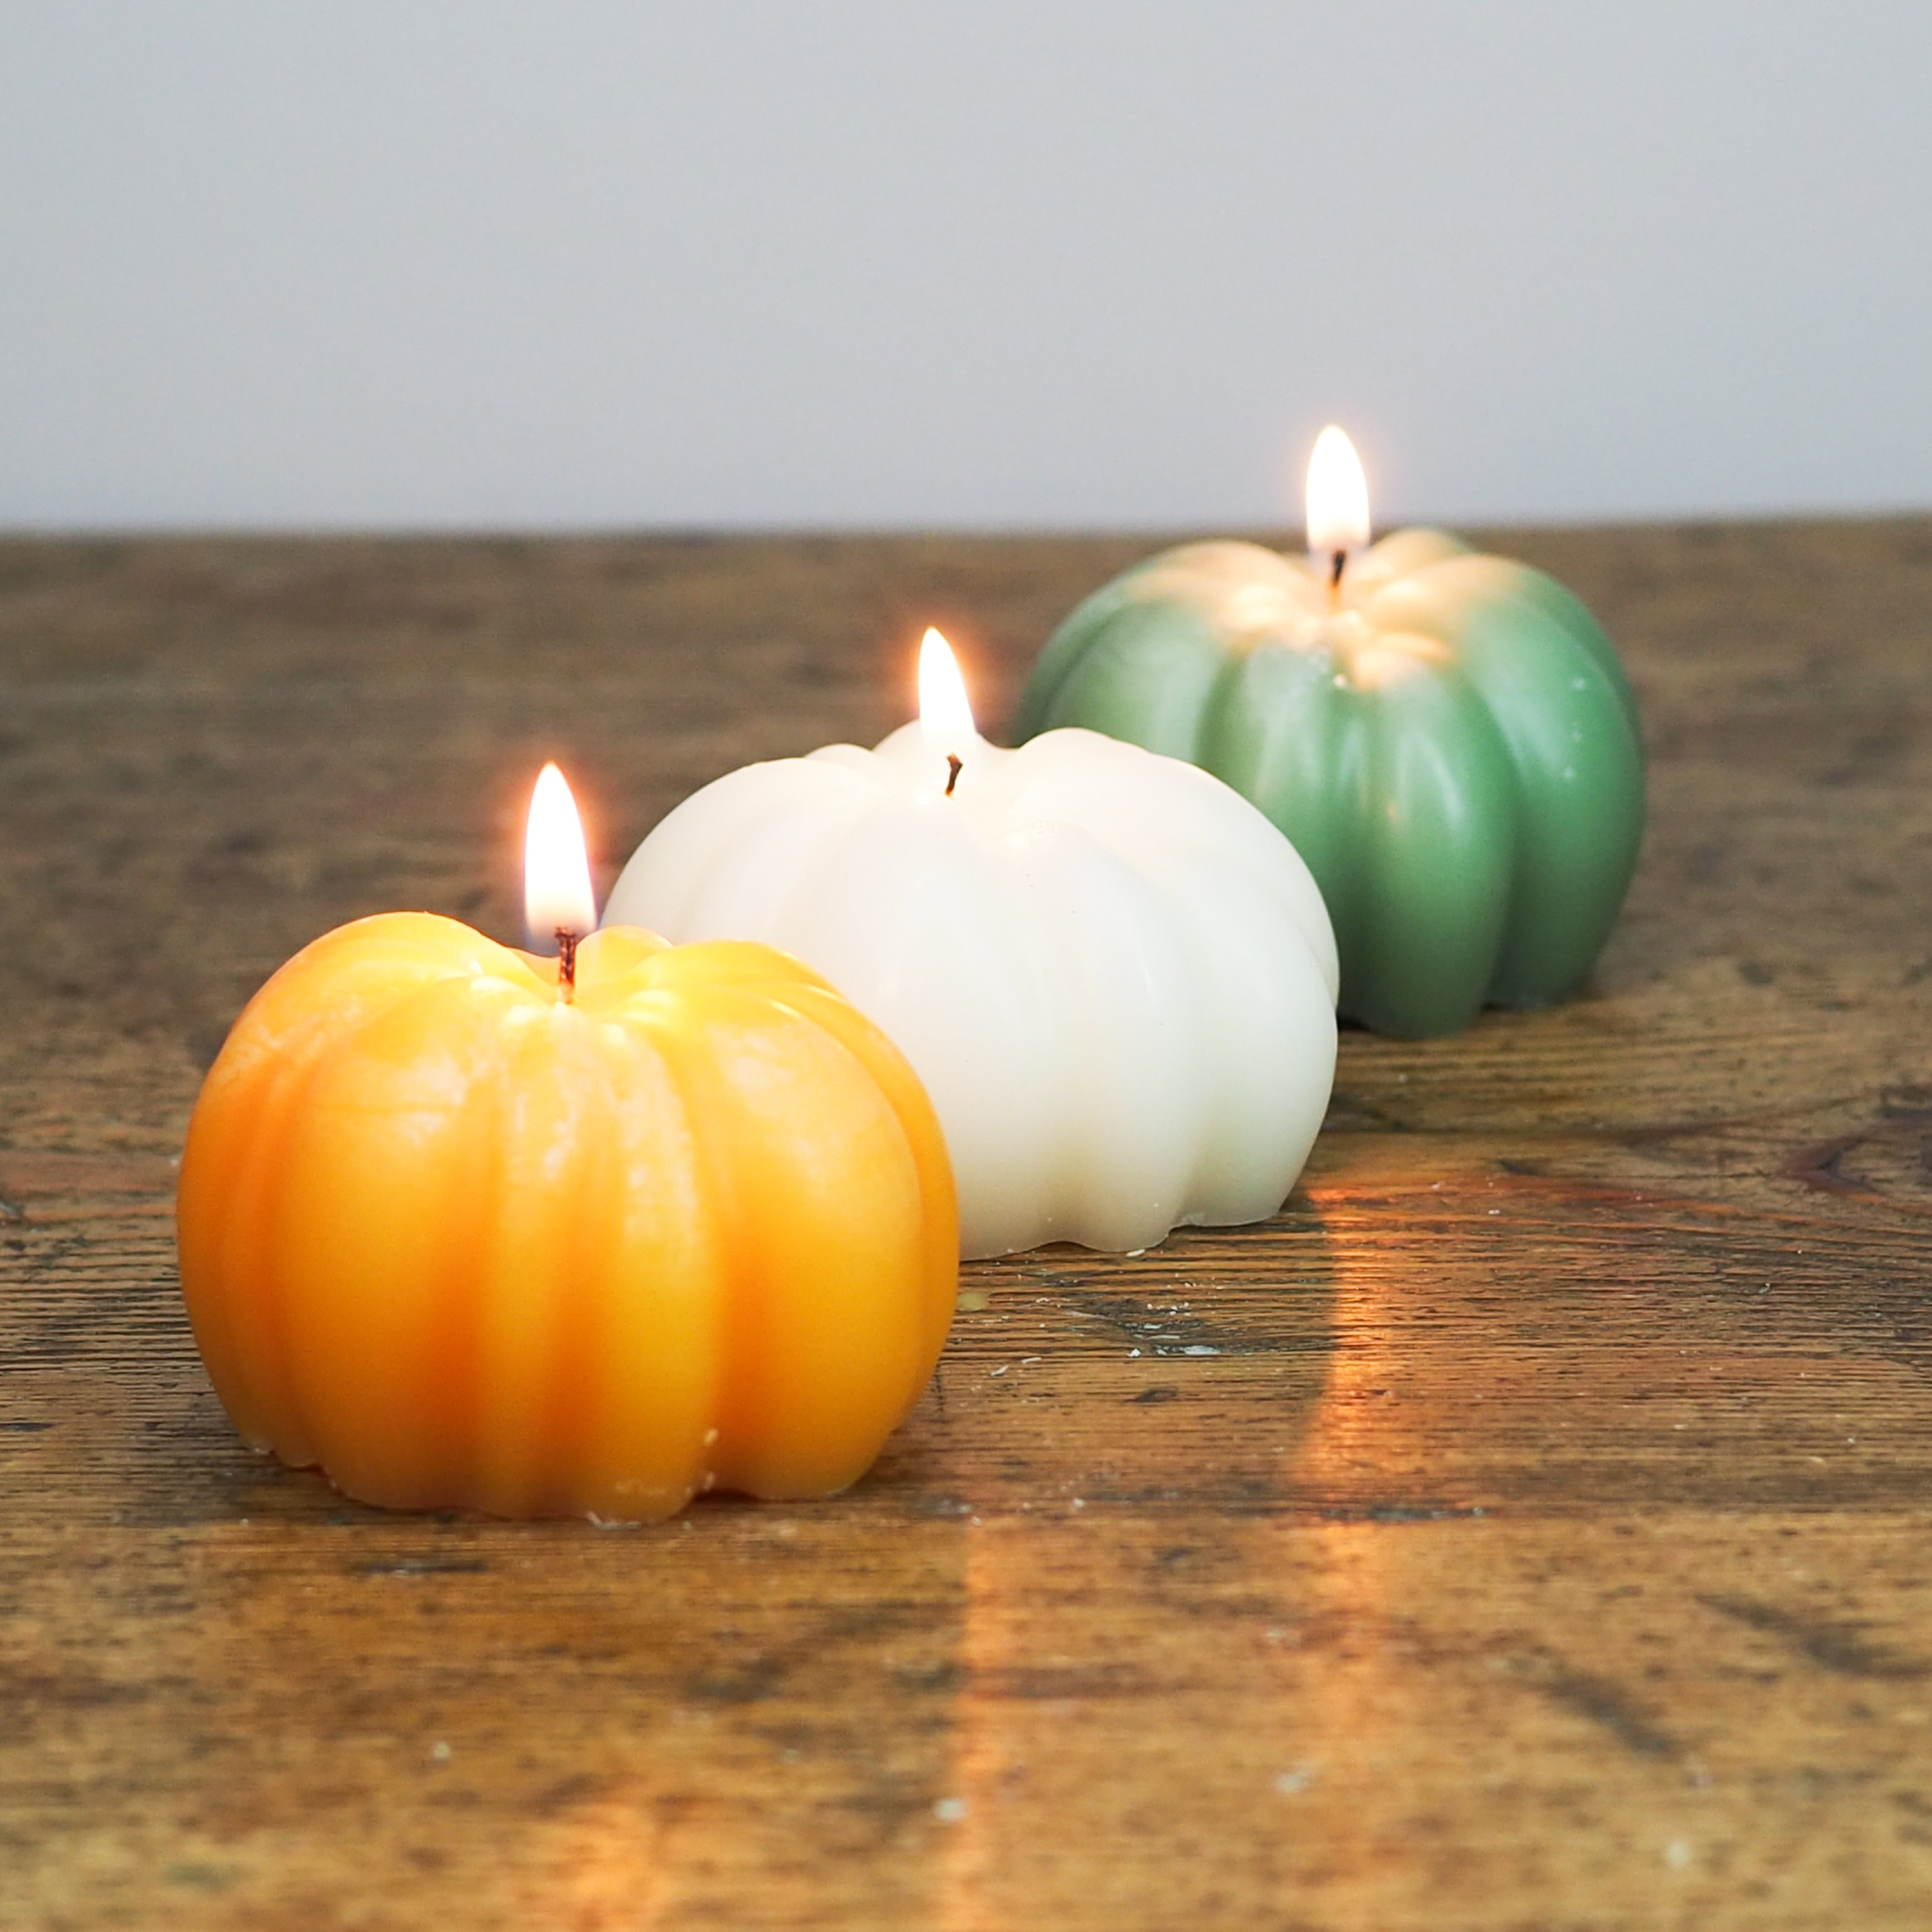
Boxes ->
[4,519,1932,1929]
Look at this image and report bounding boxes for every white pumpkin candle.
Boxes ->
[604,632,1338,1259]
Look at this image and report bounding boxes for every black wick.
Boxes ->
[944,754,963,797]
[1329,548,1347,590]
[555,926,579,1003]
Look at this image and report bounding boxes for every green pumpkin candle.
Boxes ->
[1014,429,1645,1039]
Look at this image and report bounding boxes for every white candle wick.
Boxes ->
[918,627,978,789]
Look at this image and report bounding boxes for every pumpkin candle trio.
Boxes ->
[176,428,1644,1520]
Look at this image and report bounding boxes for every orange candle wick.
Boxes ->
[525,762,597,975]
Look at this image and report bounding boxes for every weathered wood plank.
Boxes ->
[3,520,1932,1929]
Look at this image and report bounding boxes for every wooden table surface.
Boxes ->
[4,521,1932,1930]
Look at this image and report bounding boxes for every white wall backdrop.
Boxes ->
[2,1,1928,531]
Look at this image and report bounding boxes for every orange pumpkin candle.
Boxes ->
[176,766,957,1521]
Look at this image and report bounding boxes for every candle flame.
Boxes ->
[1305,425,1371,561]
[917,627,977,763]
[524,762,596,952]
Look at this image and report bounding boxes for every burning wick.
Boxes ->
[525,763,597,1002]
[920,629,974,799]
[1305,425,1370,610]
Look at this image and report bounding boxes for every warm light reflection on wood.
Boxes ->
[938,1522,998,1932]
[518,1794,667,1929]
[1271,1228,1400,1913]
